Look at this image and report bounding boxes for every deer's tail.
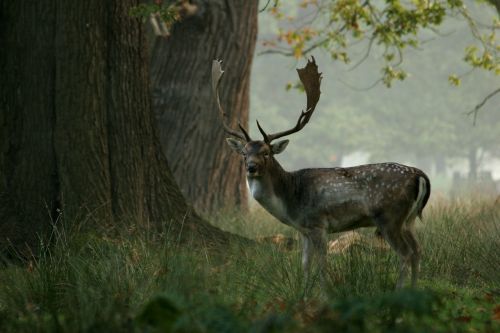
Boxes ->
[416,175,431,221]
[404,175,431,225]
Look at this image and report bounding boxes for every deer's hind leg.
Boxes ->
[387,229,413,289]
[374,215,413,289]
[402,220,421,287]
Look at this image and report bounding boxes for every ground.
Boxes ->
[0,198,498,332]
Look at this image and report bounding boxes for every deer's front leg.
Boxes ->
[309,228,328,290]
[302,228,327,291]
[301,233,312,282]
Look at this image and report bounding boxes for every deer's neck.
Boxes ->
[247,159,293,222]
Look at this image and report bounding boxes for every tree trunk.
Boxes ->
[151,0,258,213]
[336,152,344,167]
[0,0,231,254]
[468,147,478,181]
[434,155,446,175]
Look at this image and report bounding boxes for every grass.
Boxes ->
[0,198,499,332]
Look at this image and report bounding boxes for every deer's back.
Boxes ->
[284,163,429,232]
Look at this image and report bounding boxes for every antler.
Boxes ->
[211,60,251,142]
[257,56,322,143]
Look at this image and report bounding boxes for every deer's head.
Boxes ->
[212,57,322,178]
[225,139,289,177]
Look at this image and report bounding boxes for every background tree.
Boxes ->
[149,0,258,213]
[0,0,231,254]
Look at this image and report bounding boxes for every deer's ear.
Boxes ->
[226,138,245,154]
[271,140,289,155]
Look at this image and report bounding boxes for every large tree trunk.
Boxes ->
[0,0,230,254]
[151,0,258,213]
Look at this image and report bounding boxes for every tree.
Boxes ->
[150,1,259,212]
[0,0,231,254]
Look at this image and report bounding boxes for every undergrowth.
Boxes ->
[0,198,498,332]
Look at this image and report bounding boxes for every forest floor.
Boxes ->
[0,198,499,332]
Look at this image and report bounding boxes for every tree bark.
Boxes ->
[0,0,232,254]
[151,0,258,213]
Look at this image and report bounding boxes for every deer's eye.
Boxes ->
[263,153,270,159]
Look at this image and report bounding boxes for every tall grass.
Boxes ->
[0,198,498,332]
[421,198,500,288]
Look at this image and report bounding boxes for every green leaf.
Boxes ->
[448,74,461,86]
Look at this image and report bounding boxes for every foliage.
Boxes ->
[0,199,499,332]
[129,1,180,25]
[252,9,500,176]
[262,0,499,89]
[317,289,443,332]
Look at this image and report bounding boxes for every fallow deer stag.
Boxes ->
[212,57,431,289]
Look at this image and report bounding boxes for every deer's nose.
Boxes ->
[247,163,257,174]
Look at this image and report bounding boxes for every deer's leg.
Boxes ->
[396,253,410,289]
[301,233,312,283]
[376,221,412,289]
[301,228,327,293]
[402,224,421,288]
[308,228,328,291]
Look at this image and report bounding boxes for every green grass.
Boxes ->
[0,198,499,332]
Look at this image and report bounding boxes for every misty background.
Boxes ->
[249,1,499,199]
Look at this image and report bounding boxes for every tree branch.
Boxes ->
[259,0,271,12]
[348,35,375,71]
[258,38,330,57]
[467,87,500,125]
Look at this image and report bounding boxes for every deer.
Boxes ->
[211,57,431,289]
